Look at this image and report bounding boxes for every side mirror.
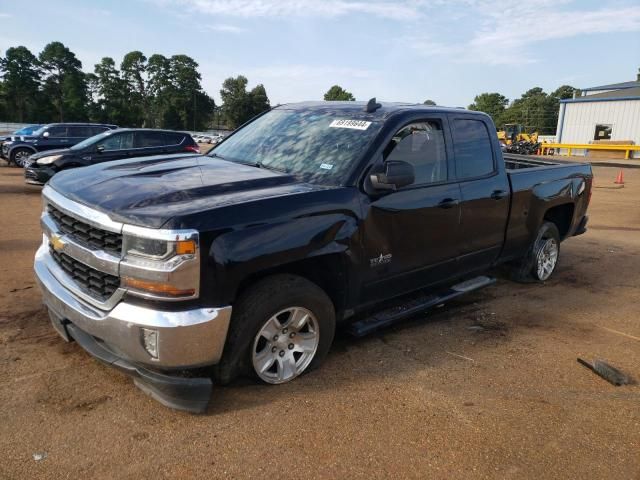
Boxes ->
[370,160,415,190]
[42,131,50,138]
[96,145,105,153]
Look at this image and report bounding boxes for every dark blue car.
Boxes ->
[2,123,117,166]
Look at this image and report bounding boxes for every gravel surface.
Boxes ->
[0,163,638,479]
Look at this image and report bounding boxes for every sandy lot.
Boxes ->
[0,162,638,479]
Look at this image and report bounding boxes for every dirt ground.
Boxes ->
[0,162,639,480]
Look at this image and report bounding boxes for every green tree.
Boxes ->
[423,99,436,106]
[551,85,576,100]
[323,85,355,101]
[169,55,214,130]
[121,51,149,126]
[220,75,270,128]
[468,92,508,127]
[39,41,88,121]
[146,54,172,127]
[502,87,559,134]
[0,46,42,122]
[93,57,132,125]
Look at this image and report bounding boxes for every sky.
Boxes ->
[1,0,639,107]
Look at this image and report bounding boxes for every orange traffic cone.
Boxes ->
[614,169,624,185]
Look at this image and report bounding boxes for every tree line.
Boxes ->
[0,41,574,134]
[468,86,576,134]
[0,42,273,130]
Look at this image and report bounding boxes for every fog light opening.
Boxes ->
[141,328,159,359]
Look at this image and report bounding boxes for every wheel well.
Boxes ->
[544,203,574,239]
[233,255,347,316]
[10,146,36,157]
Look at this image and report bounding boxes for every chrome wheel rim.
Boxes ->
[536,238,558,280]
[14,150,30,167]
[252,307,319,384]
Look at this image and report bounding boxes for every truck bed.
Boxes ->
[504,153,575,170]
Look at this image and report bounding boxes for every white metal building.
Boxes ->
[555,71,640,158]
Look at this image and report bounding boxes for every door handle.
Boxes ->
[438,198,459,209]
[491,190,507,200]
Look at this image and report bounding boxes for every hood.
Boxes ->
[30,148,73,160]
[49,154,322,228]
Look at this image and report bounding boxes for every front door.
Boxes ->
[360,117,462,303]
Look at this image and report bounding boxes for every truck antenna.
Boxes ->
[365,97,382,113]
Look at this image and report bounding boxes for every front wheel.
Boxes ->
[10,148,33,167]
[512,221,561,283]
[214,274,335,385]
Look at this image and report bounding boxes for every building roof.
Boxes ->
[582,80,640,92]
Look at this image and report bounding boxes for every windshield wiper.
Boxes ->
[255,160,288,174]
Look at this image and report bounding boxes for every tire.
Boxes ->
[512,221,561,283]
[214,274,335,385]
[10,148,34,168]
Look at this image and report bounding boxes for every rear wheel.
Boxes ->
[512,221,561,283]
[214,274,335,385]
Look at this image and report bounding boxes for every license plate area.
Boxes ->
[48,310,71,342]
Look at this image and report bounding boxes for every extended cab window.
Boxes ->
[383,121,447,185]
[452,119,494,179]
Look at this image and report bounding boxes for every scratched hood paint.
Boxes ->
[49,154,320,228]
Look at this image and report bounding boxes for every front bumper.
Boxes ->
[34,243,233,412]
[25,165,54,185]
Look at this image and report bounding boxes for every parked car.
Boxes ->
[2,123,117,167]
[35,101,592,412]
[2,124,43,140]
[24,128,199,185]
[1,124,43,159]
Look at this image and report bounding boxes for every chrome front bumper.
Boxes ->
[35,243,232,369]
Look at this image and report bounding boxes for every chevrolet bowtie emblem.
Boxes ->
[50,234,65,251]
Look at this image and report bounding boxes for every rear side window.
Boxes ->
[136,132,167,147]
[452,119,494,179]
[68,126,92,137]
[46,126,67,138]
[166,133,185,144]
[91,126,110,135]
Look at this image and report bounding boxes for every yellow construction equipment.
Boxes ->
[497,124,539,146]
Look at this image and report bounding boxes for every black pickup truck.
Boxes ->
[34,101,592,412]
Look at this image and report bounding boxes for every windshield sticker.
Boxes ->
[320,163,334,170]
[330,119,372,131]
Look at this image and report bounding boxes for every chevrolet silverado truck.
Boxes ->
[34,101,592,412]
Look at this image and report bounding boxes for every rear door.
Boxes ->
[449,115,510,272]
[360,115,462,302]
[66,126,91,146]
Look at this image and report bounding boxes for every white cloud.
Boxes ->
[206,24,246,34]
[0,13,12,18]
[152,0,430,20]
[406,3,640,65]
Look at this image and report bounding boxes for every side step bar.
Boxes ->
[348,275,496,337]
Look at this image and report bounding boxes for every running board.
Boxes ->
[348,276,496,337]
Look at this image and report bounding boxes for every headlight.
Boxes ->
[121,227,200,300]
[36,155,62,165]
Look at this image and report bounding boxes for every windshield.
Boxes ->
[70,131,112,151]
[14,125,41,135]
[209,109,382,185]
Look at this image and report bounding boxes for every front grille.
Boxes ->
[25,169,37,180]
[48,204,122,256]
[49,245,120,301]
